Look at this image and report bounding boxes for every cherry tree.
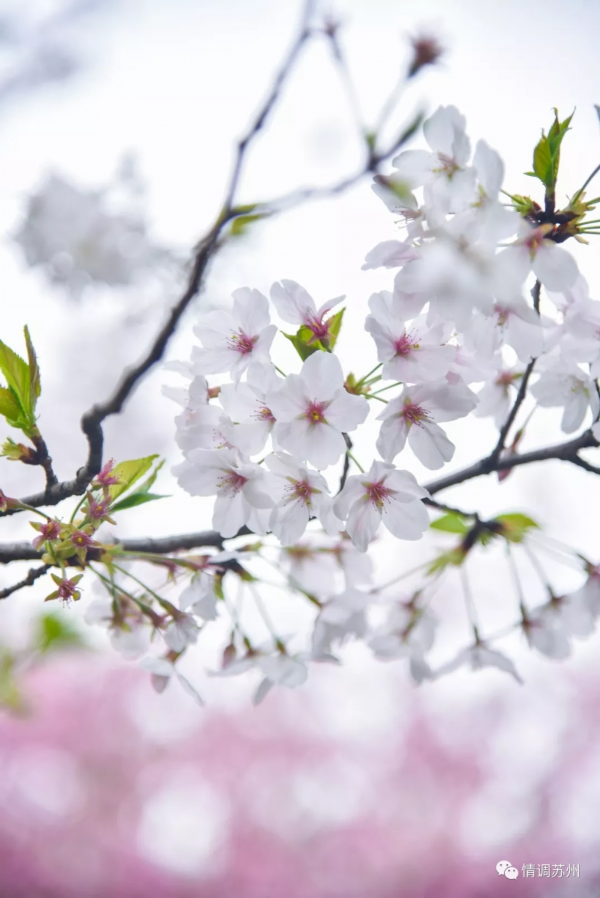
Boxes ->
[1,0,600,707]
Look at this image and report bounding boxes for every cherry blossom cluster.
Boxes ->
[5,103,593,703]
[90,104,592,702]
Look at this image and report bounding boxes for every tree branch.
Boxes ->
[425,428,600,495]
[488,279,541,465]
[0,564,51,600]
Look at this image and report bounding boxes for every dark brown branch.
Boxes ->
[31,432,58,489]
[0,530,236,566]
[425,428,599,495]
[0,564,51,600]
[570,455,600,476]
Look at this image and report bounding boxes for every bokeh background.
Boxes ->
[0,0,600,895]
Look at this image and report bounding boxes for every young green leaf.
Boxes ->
[108,455,159,501]
[282,331,319,361]
[425,547,466,575]
[494,512,540,543]
[111,491,169,513]
[23,326,41,411]
[532,135,553,187]
[326,307,345,350]
[430,511,470,534]
[0,387,25,428]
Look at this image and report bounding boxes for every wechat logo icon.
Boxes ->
[497,860,519,879]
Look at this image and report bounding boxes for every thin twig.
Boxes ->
[0,564,51,600]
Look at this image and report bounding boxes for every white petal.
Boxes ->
[408,422,455,469]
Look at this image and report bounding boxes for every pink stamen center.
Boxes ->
[228,331,258,355]
[305,315,330,341]
[394,332,419,357]
[401,402,429,426]
[497,371,515,387]
[434,152,459,176]
[365,480,394,510]
[217,470,248,495]
[287,479,316,506]
[522,227,547,257]
[305,400,327,425]
[254,405,275,423]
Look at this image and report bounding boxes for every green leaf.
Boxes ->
[282,331,319,361]
[430,512,470,534]
[532,135,554,187]
[494,513,540,543]
[136,459,165,495]
[111,491,169,512]
[547,108,573,157]
[426,548,466,575]
[35,611,87,653]
[0,386,25,428]
[0,339,34,426]
[230,212,270,237]
[326,307,345,350]
[23,326,41,410]
[108,455,159,501]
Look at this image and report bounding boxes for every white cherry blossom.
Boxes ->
[164,612,199,653]
[218,363,281,456]
[365,292,454,383]
[312,588,370,658]
[266,452,341,546]
[376,379,477,469]
[496,223,579,293]
[173,448,274,537]
[267,351,369,470]
[435,642,523,683]
[270,279,343,343]
[192,287,276,383]
[391,105,475,221]
[334,460,430,552]
[531,359,600,433]
[369,601,437,683]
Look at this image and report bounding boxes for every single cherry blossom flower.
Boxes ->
[84,596,150,660]
[391,105,475,221]
[474,363,523,428]
[334,460,430,552]
[210,648,309,705]
[192,287,276,383]
[281,543,340,596]
[530,359,600,433]
[267,351,369,470]
[163,612,200,653]
[179,572,220,622]
[435,642,522,683]
[376,379,477,469]
[270,280,343,344]
[140,656,204,705]
[365,292,454,383]
[496,222,579,293]
[173,448,274,537]
[218,363,282,456]
[521,607,571,659]
[312,588,370,658]
[369,600,437,683]
[265,452,341,546]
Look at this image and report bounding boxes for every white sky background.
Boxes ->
[1,0,600,863]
